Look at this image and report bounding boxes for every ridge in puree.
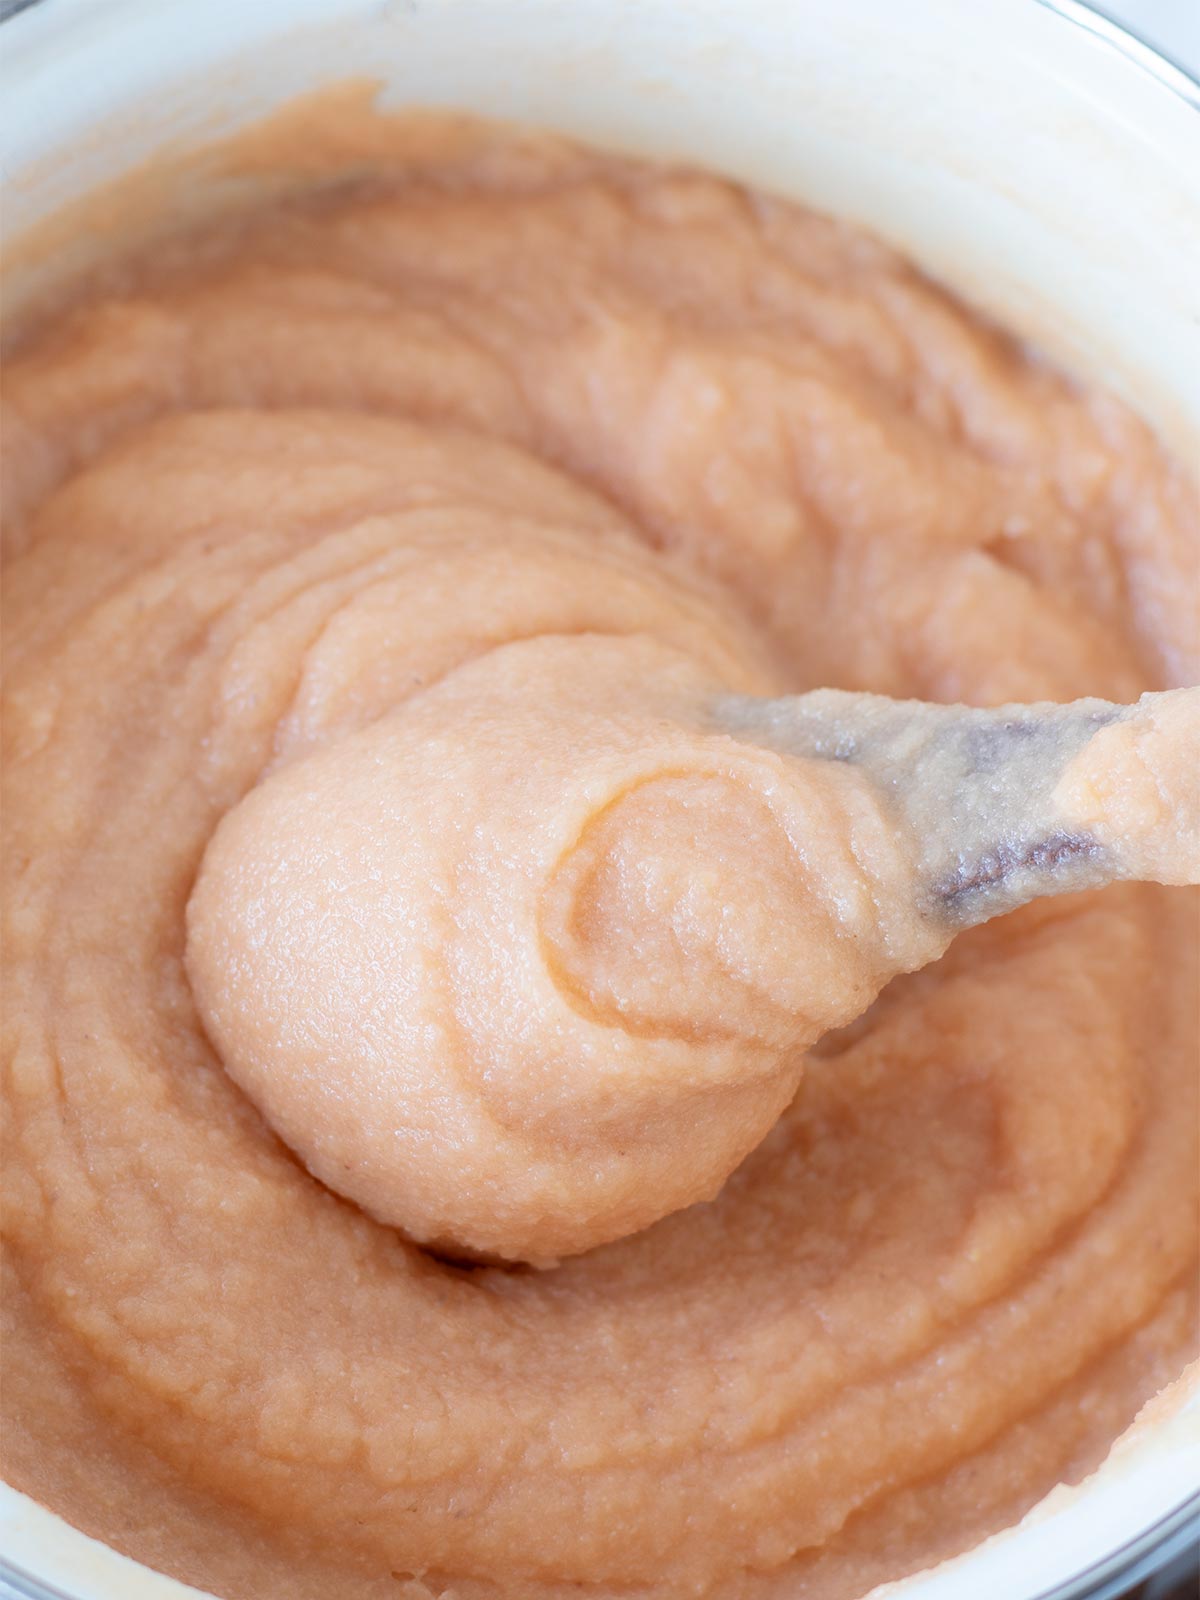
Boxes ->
[2,100,1197,1600]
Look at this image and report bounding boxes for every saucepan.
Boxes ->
[0,1,1196,1597]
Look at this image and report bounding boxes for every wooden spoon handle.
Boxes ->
[714,686,1199,928]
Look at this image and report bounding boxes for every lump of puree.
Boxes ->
[185,630,943,1266]
[2,112,1197,1600]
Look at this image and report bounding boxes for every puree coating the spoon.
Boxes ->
[3,109,1197,1600]
[186,633,940,1265]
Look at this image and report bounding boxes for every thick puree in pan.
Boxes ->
[2,114,1197,1600]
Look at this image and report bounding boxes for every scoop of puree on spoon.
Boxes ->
[186,634,1198,1266]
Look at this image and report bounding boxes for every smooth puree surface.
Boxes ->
[2,113,1198,1600]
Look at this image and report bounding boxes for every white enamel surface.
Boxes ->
[1111,0,1200,73]
[0,1,1197,1597]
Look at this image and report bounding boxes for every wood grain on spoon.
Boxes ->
[713,685,1200,928]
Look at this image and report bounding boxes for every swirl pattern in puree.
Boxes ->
[2,114,1197,1600]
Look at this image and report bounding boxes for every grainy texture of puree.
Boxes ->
[2,113,1198,1600]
